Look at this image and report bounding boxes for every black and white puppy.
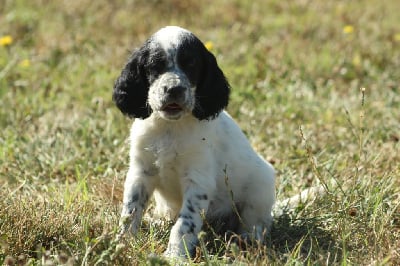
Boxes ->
[113,26,275,258]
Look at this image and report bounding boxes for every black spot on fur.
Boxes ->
[126,184,149,210]
[130,193,139,203]
[196,194,208,200]
[187,204,195,213]
[183,220,196,234]
[178,213,193,220]
[188,222,195,234]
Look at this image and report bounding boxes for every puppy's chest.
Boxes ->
[145,133,190,180]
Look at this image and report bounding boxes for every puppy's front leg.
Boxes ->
[164,185,210,258]
[119,169,153,236]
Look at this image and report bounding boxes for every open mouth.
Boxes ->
[162,103,183,114]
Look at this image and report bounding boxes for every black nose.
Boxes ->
[167,86,186,99]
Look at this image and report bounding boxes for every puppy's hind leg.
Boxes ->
[237,204,273,244]
[236,182,275,243]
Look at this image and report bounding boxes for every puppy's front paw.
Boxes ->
[162,251,187,266]
[118,215,133,237]
[163,242,190,259]
[118,208,140,238]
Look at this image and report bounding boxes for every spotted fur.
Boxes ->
[114,26,275,258]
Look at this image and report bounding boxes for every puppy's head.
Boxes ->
[113,26,230,121]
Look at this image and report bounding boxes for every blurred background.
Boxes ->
[1,0,399,264]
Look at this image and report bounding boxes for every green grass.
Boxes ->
[1,0,399,264]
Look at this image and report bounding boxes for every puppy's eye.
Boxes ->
[147,57,165,72]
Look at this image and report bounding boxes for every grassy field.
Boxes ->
[1,0,399,264]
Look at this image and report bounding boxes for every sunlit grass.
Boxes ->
[1,0,399,264]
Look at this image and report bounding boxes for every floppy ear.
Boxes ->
[112,48,151,119]
[193,50,230,120]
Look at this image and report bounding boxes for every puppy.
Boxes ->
[113,26,275,258]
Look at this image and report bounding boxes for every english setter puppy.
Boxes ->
[113,26,275,258]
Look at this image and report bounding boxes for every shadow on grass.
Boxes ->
[198,210,341,264]
[268,212,341,264]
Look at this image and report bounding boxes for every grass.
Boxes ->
[1,0,399,264]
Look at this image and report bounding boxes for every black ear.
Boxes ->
[193,50,230,120]
[112,48,151,119]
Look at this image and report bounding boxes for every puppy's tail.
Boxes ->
[272,185,326,218]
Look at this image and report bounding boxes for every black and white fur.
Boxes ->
[113,26,275,258]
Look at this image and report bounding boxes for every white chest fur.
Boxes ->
[129,115,216,209]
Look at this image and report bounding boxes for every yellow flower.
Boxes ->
[352,53,361,67]
[394,33,400,42]
[19,59,31,68]
[0,35,13,46]
[204,41,213,51]
[343,25,354,34]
